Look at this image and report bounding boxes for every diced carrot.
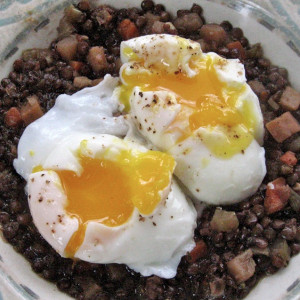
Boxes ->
[187,240,207,263]
[5,107,22,127]
[118,19,139,40]
[69,60,83,72]
[264,177,291,215]
[280,151,297,166]
[227,41,246,60]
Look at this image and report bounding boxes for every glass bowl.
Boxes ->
[0,1,300,299]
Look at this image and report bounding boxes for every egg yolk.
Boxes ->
[119,54,257,158]
[55,148,175,258]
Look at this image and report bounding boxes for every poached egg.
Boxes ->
[117,34,266,205]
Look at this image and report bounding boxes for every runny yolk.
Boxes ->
[119,55,257,158]
[58,157,133,258]
[56,149,175,258]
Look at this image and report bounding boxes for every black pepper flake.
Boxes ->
[46,222,49,225]
[167,100,172,105]
[139,123,142,130]
[174,71,179,75]
[144,119,148,123]
[139,214,145,222]
[196,189,200,192]
[170,216,173,219]
[29,195,31,199]
[241,149,245,154]
[41,174,45,177]
[38,196,43,203]
[58,215,64,223]
[147,127,152,131]
[51,229,56,234]
[145,104,150,108]
[153,130,156,134]
[31,178,34,182]
[46,180,50,184]
[139,91,143,97]
[152,222,157,226]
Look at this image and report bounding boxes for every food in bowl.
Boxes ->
[1,0,300,299]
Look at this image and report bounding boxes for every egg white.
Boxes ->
[14,75,128,181]
[28,134,197,278]
[119,34,266,205]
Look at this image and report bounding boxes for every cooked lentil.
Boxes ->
[0,1,300,299]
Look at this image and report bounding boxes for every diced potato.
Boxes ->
[227,249,256,283]
[210,208,239,233]
[56,35,78,61]
[20,95,43,126]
